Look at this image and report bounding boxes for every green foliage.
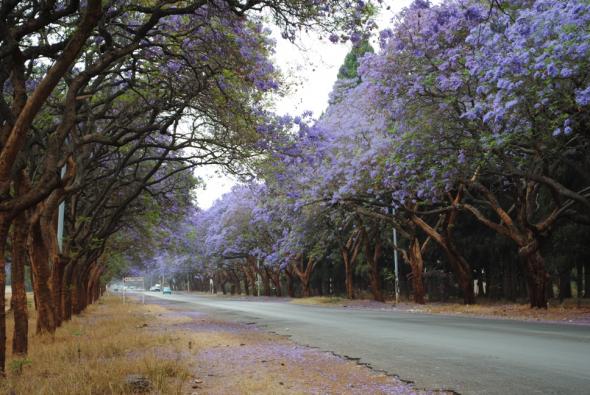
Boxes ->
[337,40,374,81]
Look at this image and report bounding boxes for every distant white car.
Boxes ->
[149,285,161,292]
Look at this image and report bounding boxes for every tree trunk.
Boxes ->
[27,215,56,334]
[230,270,242,295]
[262,269,271,297]
[365,238,384,302]
[292,256,315,298]
[245,256,259,296]
[407,238,426,304]
[576,262,583,299]
[411,212,474,304]
[523,250,548,308]
[93,271,102,302]
[504,259,517,302]
[51,256,67,326]
[547,275,555,299]
[40,191,64,326]
[76,265,89,313]
[301,277,311,297]
[241,265,250,296]
[464,181,556,309]
[11,211,28,355]
[61,260,75,322]
[285,268,295,298]
[446,251,475,305]
[342,249,354,299]
[86,262,101,305]
[269,269,281,297]
[0,214,12,373]
[585,261,590,298]
[559,269,572,302]
[340,231,361,300]
[71,263,82,314]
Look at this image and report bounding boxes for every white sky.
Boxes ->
[194,0,414,209]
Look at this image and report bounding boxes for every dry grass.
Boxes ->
[289,296,346,306]
[416,299,590,323]
[289,294,590,323]
[1,296,192,395]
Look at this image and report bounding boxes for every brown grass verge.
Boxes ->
[1,296,192,394]
[290,296,590,323]
[289,296,347,306]
[415,299,590,323]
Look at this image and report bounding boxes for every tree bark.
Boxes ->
[522,249,548,308]
[300,277,311,297]
[241,264,250,296]
[340,230,361,299]
[245,256,258,296]
[27,211,56,334]
[230,269,242,295]
[270,269,282,297]
[546,275,554,299]
[79,264,91,311]
[407,238,426,304]
[342,249,354,299]
[411,210,474,305]
[285,267,295,298]
[61,260,75,322]
[559,269,572,302]
[10,211,28,355]
[42,197,65,326]
[90,267,104,304]
[262,268,271,297]
[584,261,590,298]
[576,262,583,299]
[0,214,12,373]
[464,181,553,308]
[364,236,384,302]
[0,0,103,197]
[341,231,361,300]
[292,256,316,298]
[86,262,101,305]
[51,256,67,326]
[71,263,83,314]
[446,249,475,304]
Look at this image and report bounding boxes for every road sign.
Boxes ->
[124,277,144,282]
[123,277,145,305]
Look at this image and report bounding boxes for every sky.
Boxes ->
[194,0,414,209]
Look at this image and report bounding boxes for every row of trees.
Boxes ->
[0,0,374,374]
[144,0,590,309]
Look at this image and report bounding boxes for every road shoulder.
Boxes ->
[147,297,438,394]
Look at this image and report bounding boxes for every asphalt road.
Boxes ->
[142,292,590,394]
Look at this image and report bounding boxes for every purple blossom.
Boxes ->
[576,86,590,106]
